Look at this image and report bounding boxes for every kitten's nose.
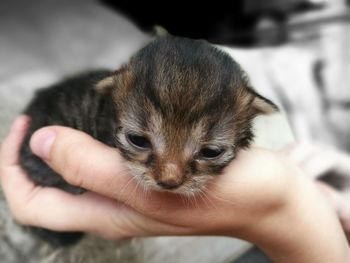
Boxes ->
[157,162,184,190]
[157,180,181,190]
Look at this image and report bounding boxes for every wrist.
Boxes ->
[244,169,349,263]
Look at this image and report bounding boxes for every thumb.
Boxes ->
[30,126,133,199]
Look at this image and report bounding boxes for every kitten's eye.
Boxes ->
[199,147,224,160]
[126,134,152,150]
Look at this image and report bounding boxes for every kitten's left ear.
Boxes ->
[249,89,278,115]
[95,76,115,94]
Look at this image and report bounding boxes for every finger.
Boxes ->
[30,126,134,194]
[0,115,30,166]
[0,115,36,208]
[7,180,152,238]
[20,189,130,237]
[5,172,187,239]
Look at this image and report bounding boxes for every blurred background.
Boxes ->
[0,0,349,262]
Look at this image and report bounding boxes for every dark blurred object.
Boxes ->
[101,0,254,45]
[101,0,325,46]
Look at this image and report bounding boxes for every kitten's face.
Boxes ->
[98,36,277,195]
[115,110,238,195]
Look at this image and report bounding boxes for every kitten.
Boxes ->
[20,35,277,246]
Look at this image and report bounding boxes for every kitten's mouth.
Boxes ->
[131,171,212,195]
[156,181,181,190]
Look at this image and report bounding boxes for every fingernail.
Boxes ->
[30,128,56,160]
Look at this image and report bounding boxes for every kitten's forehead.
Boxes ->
[128,36,247,116]
[120,102,235,147]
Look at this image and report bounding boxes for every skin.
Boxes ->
[0,116,349,263]
[282,143,350,241]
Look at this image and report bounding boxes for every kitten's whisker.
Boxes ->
[144,184,151,202]
[187,191,197,208]
[204,179,226,193]
[140,173,151,203]
[184,191,192,208]
[197,190,210,209]
[193,192,200,209]
[124,176,142,205]
[199,187,217,210]
[179,194,186,207]
[192,192,198,209]
[187,192,194,207]
[203,184,236,205]
[119,174,136,200]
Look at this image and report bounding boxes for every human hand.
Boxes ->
[1,116,349,263]
[0,116,291,238]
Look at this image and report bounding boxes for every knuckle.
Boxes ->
[10,205,30,225]
[9,189,41,226]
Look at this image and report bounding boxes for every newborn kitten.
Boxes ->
[20,35,277,246]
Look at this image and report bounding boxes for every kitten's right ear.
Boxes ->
[95,67,130,94]
[235,86,278,118]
